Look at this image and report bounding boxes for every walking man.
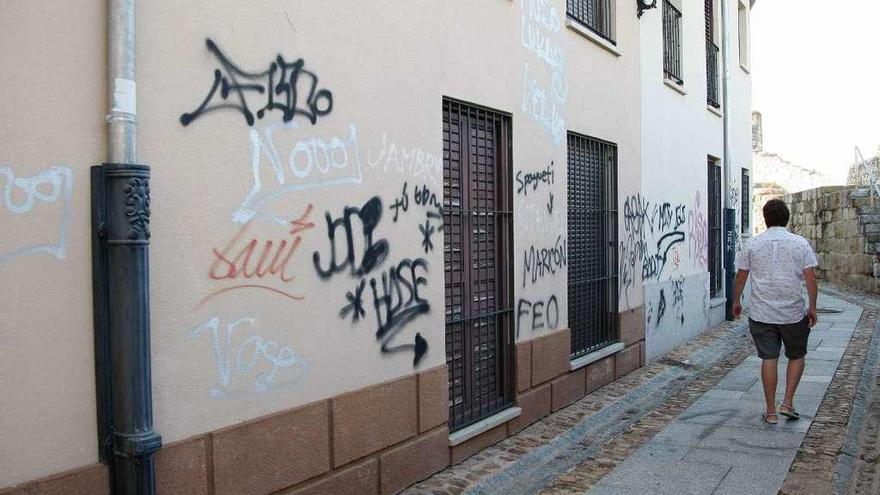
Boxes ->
[732,199,819,424]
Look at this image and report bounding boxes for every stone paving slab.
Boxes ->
[587,292,861,495]
[595,460,731,495]
[712,464,790,495]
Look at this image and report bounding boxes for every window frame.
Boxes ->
[738,0,750,71]
[566,0,618,46]
[442,97,515,433]
[708,158,723,298]
[741,168,750,233]
[662,0,684,87]
[705,0,721,108]
[567,131,619,360]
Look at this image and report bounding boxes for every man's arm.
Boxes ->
[732,269,749,318]
[804,267,818,327]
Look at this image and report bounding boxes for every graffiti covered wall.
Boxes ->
[0,0,643,488]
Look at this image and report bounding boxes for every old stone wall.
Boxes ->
[785,186,880,293]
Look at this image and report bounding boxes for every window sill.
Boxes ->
[570,342,625,371]
[707,104,723,118]
[709,297,727,309]
[448,407,522,446]
[566,19,621,57]
[664,78,687,95]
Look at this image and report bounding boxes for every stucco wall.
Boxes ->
[0,0,105,485]
[1,0,643,487]
[638,0,752,359]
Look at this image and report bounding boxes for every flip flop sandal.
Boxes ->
[779,404,800,420]
[762,412,778,424]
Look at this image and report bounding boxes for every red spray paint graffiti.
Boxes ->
[200,204,315,306]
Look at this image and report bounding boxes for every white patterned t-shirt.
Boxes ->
[735,227,819,324]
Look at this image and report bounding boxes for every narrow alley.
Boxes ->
[406,285,880,495]
[3,2,880,495]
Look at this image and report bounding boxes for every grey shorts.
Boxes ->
[749,317,811,360]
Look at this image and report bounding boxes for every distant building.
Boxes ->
[751,112,833,233]
[751,112,832,194]
[847,147,880,189]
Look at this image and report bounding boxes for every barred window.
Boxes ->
[568,132,619,359]
[567,0,616,44]
[708,159,723,297]
[663,0,683,85]
[443,98,514,432]
[706,0,720,108]
[741,168,750,233]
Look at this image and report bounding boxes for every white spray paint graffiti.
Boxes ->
[190,316,309,399]
[519,0,568,146]
[366,134,441,186]
[0,164,73,264]
[234,122,363,225]
[522,63,566,145]
[234,123,442,224]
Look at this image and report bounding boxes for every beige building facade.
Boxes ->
[0,1,751,494]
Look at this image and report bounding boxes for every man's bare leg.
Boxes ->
[782,357,805,410]
[761,358,778,415]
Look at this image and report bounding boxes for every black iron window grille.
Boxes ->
[706,40,720,108]
[741,168,750,232]
[567,0,616,45]
[443,98,514,432]
[663,1,684,85]
[568,132,619,359]
[708,159,723,297]
[705,0,714,40]
[705,0,721,108]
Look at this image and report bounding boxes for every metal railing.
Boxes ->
[707,39,721,108]
[663,1,683,85]
[567,0,616,44]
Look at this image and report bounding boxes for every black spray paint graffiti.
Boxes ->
[516,295,559,336]
[180,38,333,127]
[619,194,689,305]
[641,232,685,280]
[647,275,687,329]
[671,276,685,325]
[619,194,649,303]
[522,235,567,287]
[389,182,444,253]
[313,196,388,278]
[370,258,430,360]
[656,289,667,325]
[516,161,556,216]
[315,196,429,366]
[515,161,555,196]
[419,221,435,253]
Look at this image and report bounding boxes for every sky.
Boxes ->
[751,0,880,185]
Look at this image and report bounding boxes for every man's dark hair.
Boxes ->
[763,199,790,227]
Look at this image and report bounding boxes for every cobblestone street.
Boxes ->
[405,285,880,495]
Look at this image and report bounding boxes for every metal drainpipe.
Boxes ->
[721,0,736,320]
[101,0,162,492]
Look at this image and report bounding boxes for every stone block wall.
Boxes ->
[785,186,880,293]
